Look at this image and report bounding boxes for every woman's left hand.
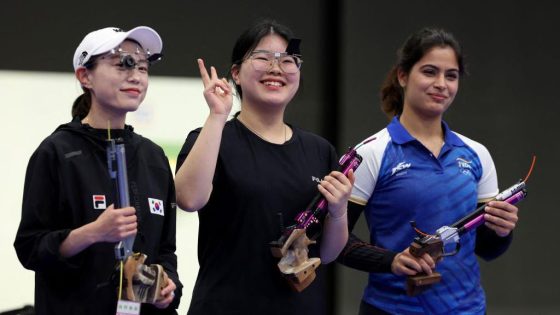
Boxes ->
[153,277,177,309]
[484,200,519,237]
[318,169,355,218]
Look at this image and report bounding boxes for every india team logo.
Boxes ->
[457,157,473,175]
[148,198,165,216]
[92,195,106,210]
[392,161,411,176]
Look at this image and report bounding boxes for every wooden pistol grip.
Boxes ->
[121,253,168,304]
[271,229,307,258]
[286,267,317,292]
[406,272,441,296]
[405,238,443,296]
[122,253,147,302]
[409,240,443,260]
[277,231,321,292]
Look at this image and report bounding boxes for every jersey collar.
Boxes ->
[387,116,465,146]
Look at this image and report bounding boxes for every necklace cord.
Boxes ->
[238,117,288,144]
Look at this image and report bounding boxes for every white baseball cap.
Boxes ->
[73,26,162,71]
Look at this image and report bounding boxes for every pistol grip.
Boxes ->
[270,229,306,258]
[410,240,443,260]
[406,272,441,296]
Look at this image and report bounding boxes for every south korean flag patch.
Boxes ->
[148,198,165,216]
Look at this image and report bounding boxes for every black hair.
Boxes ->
[71,55,100,120]
[228,18,296,99]
[380,27,465,118]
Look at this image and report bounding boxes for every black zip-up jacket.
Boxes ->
[14,118,182,314]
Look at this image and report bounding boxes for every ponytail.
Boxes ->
[71,89,91,120]
[380,66,403,118]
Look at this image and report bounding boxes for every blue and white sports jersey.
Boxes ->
[351,116,499,315]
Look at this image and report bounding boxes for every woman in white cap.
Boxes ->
[14,26,181,314]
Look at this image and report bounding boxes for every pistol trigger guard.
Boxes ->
[442,243,461,257]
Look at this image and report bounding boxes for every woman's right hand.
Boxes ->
[391,247,436,276]
[197,59,233,116]
[58,204,137,258]
[92,204,137,243]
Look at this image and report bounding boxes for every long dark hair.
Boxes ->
[71,90,92,120]
[228,18,296,99]
[380,27,465,118]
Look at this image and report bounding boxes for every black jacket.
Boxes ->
[14,118,182,315]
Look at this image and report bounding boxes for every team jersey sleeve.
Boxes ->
[473,143,515,260]
[458,135,499,202]
[350,129,388,206]
[476,146,499,201]
[457,135,514,260]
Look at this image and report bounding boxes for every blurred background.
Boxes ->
[1,1,558,314]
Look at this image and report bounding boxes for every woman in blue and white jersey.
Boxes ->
[338,28,520,315]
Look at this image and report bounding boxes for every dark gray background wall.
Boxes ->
[2,1,558,314]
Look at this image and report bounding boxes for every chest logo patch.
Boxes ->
[148,198,165,216]
[392,161,411,176]
[457,157,473,175]
[93,195,106,210]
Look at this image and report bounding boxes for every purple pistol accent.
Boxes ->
[407,155,535,296]
[292,136,375,229]
[294,147,363,230]
[269,140,370,292]
[462,189,527,232]
[411,181,529,258]
[407,180,529,296]
[453,181,526,234]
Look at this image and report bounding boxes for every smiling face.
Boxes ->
[398,46,460,119]
[78,40,149,117]
[231,34,300,110]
